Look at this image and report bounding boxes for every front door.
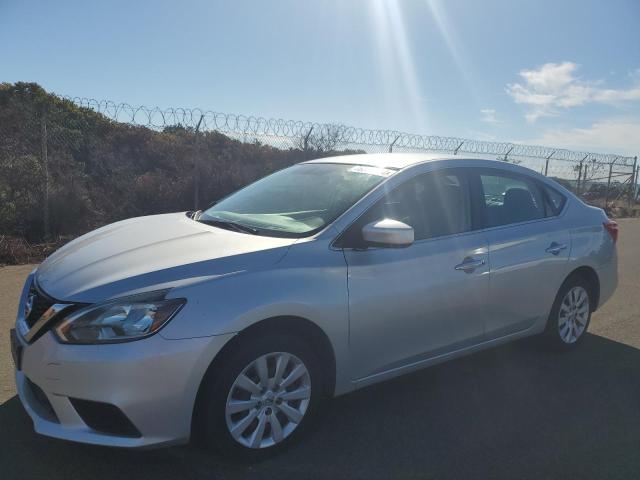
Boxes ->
[341,169,490,381]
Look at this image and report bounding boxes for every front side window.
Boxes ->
[200,163,393,237]
[339,170,472,246]
[479,173,545,227]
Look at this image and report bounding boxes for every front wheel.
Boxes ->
[197,333,324,460]
[543,275,592,351]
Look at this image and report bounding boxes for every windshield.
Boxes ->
[199,163,394,237]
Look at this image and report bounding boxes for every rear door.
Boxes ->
[471,168,571,339]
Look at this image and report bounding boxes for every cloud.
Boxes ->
[468,130,498,141]
[521,118,640,157]
[480,108,499,124]
[507,62,640,122]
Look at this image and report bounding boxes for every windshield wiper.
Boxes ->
[198,217,260,235]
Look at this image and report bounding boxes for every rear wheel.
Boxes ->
[198,333,323,460]
[543,275,592,351]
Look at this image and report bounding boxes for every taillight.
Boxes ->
[603,220,618,244]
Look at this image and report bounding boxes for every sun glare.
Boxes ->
[424,0,478,99]
[371,0,430,133]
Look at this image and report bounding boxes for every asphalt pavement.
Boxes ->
[1,219,639,479]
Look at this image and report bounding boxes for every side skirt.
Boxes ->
[351,321,545,391]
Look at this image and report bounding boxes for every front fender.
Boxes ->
[160,240,353,395]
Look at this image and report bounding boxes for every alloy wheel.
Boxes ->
[558,286,589,344]
[225,352,312,449]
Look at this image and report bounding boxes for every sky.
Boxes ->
[1,0,640,157]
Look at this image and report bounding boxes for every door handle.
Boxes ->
[545,242,568,255]
[454,257,485,273]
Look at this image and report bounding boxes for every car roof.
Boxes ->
[301,154,568,195]
[302,153,467,170]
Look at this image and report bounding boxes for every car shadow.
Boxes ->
[1,333,639,480]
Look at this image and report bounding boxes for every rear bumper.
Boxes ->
[596,255,618,310]
[14,330,234,448]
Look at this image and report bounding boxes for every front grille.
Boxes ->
[25,377,59,423]
[24,284,54,329]
[69,398,142,438]
[20,281,81,344]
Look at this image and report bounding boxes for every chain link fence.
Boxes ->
[1,83,638,263]
[69,96,639,208]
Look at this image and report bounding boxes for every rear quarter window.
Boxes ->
[540,184,567,216]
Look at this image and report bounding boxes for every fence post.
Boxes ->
[389,135,400,153]
[576,161,583,195]
[583,164,588,193]
[40,110,50,240]
[303,127,314,152]
[630,156,638,208]
[193,115,204,210]
[633,156,639,205]
[544,151,555,176]
[604,159,615,209]
[503,146,514,162]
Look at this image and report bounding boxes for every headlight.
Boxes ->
[54,294,185,344]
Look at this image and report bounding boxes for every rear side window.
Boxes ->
[540,184,566,216]
[479,173,545,227]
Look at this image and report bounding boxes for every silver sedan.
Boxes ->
[11,154,618,459]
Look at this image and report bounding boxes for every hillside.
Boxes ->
[0,83,318,254]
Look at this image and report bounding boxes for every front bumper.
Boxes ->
[14,330,234,448]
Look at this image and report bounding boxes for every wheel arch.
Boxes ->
[190,315,336,441]
[565,265,600,312]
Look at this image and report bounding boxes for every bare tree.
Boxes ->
[298,124,347,153]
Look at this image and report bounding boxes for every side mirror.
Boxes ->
[361,219,414,248]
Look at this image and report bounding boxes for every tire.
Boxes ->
[197,333,324,461]
[542,274,593,351]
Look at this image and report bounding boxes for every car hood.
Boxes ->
[36,212,297,303]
